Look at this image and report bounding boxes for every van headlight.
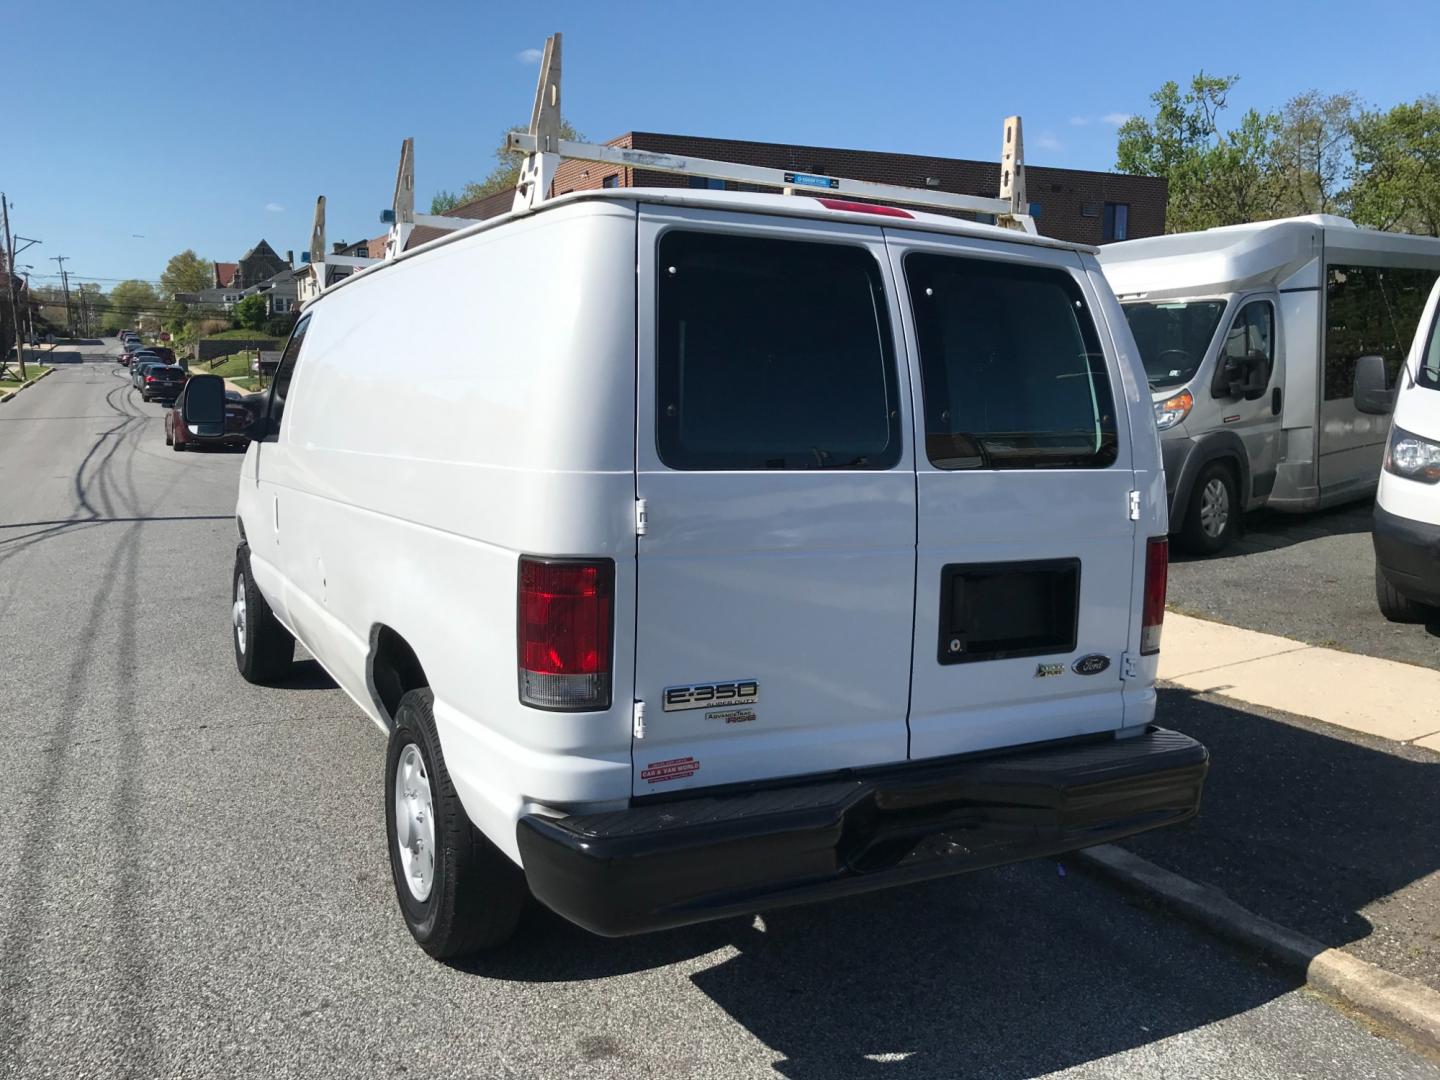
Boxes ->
[1153,389,1193,431]
[1385,426,1440,484]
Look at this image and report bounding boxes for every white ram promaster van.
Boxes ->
[213,37,1205,957]
[1374,277,1440,620]
[1099,216,1440,554]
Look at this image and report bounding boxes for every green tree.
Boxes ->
[1116,73,1280,233]
[159,249,213,299]
[1269,91,1360,217]
[101,280,161,333]
[233,294,268,331]
[1349,97,1440,235]
[430,120,587,211]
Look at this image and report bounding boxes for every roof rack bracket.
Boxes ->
[513,33,563,214]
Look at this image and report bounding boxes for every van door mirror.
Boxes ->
[1353,354,1393,415]
[181,374,226,427]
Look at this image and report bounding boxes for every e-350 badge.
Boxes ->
[662,679,759,711]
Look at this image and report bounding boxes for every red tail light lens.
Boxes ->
[518,557,613,710]
[1141,537,1168,655]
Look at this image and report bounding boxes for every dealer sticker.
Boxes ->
[641,757,700,784]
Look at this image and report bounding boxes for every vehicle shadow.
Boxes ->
[1126,687,1439,985]
[462,865,1302,1078]
[1173,500,1374,564]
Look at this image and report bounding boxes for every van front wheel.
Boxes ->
[1375,564,1436,624]
[1179,463,1238,555]
[385,688,527,958]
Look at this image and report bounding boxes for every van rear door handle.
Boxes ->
[1271,387,1282,416]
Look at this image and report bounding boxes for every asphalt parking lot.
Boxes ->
[1169,501,1440,671]
[1,344,1437,1079]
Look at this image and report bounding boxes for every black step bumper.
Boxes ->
[517,727,1208,936]
[1374,503,1440,607]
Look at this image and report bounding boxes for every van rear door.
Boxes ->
[885,233,1139,758]
[631,207,916,795]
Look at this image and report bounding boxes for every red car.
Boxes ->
[166,385,254,451]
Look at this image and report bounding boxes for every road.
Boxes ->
[1169,501,1440,671]
[0,341,1435,1080]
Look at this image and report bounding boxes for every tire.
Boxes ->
[1179,462,1240,556]
[1376,563,1435,624]
[386,688,527,958]
[164,428,172,446]
[172,437,185,452]
[232,544,295,683]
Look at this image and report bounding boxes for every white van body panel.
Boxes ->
[239,200,641,859]
[236,187,1167,871]
[1379,279,1440,526]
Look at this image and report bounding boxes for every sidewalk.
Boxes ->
[1160,612,1440,750]
[1116,612,1440,998]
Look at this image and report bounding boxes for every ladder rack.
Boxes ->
[506,33,1035,234]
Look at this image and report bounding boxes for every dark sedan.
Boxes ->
[141,365,187,403]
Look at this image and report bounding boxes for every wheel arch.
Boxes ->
[367,624,431,730]
[1168,432,1251,533]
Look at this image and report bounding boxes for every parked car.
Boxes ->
[1374,276,1440,622]
[141,364,187,403]
[119,340,144,366]
[131,357,164,387]
[166,384,251,450]
[215,143,1208,960]
[1098,216,1440,554]
[145,345,177,366]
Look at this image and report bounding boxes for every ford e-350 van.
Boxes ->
[218,174,1206,956]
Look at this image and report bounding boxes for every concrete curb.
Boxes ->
[0,365,55,403]
[1078,844,1440,1052]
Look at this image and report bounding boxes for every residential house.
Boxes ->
[233,240,289,289]
[240,267,301,317]
[213,261,238,289]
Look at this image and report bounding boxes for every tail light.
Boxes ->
[518,557,613,710]
[144,375,157,382]
[1140,537,1168,655]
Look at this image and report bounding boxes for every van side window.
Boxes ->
[1212,300,1273,398]
[1324,264,1440,400]
[655,231,902,471]
[266,315,311,440]
[904,254,1118,471]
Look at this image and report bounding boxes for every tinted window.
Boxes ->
[266,315,311,438]
[655,231,901,470]
[906,253,1118,470]
[1212,299,1274,397]
[1122,299,1226,391]
[1325,264,1439,400]
[1421,307,1440,392]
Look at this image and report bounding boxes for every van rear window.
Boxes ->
[655,231,902,471]
[905,254,1118,471]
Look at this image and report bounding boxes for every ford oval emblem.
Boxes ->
[1072,654,1111,676]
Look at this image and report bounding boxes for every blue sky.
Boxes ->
[8,0,1440,286]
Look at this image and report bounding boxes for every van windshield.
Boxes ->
[1121,300,1227,391]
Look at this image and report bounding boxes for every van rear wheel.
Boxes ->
[1179,463,1238,556]
[1375,563,1436,624]
[385,688,527,958]
[232,544,295,683]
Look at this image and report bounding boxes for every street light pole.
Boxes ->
[1,192,27,381]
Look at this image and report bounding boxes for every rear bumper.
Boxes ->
[1374,503,1440,606]
[517,726,1208,936]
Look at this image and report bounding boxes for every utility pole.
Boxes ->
[1,192,26,381]
[51,255,71,336]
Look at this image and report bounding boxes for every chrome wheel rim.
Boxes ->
[394,744,436,902]
[233,575,247,654]
[1199,478,1230,538]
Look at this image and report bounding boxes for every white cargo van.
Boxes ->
[1374,277,1440,620]
[211,40,1206,956]
[1099,216,1440,554]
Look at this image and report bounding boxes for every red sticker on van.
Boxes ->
[641,757,700,784]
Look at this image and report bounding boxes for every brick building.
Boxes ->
[409,131,1166,249]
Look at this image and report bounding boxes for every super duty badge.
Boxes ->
[663,679,759,712]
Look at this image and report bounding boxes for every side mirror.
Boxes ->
[181,374,227,428]
[1353,354,1393,415]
